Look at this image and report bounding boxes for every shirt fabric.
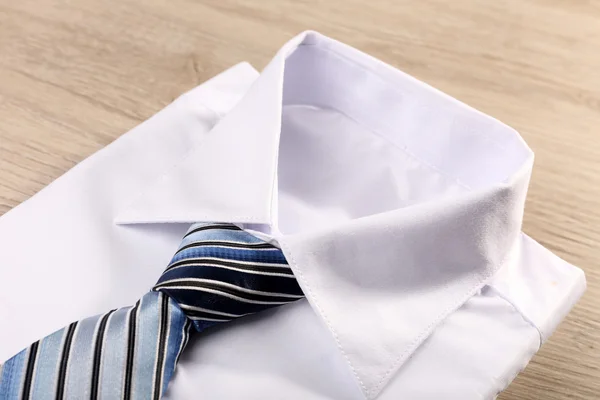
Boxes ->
[0,31,586,399]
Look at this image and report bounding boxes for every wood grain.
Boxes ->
[0,0,598,398]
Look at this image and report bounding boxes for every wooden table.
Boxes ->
[0,1,598,398]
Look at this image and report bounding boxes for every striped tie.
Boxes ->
[0,223,304,399]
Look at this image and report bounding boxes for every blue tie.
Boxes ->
[0,223,304,399]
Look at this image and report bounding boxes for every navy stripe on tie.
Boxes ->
[152,294,170,400]
[164,258,294,277]
[158,265,302,293]
[56,322,78,399]
[90,309,116,400]
[123,301,140,400]
[21,340,39,399]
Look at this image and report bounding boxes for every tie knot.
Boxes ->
[153,223,304,331]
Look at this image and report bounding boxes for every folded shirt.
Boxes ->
[0,31,585,399]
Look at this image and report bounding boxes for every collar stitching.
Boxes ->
[278,239,370,399]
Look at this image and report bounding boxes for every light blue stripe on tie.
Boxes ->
[179,229,265,248]
[161,299,188,394]
[0,348,27,399]
[99,307,130,400]
[30,328,65,399]
[64,314,101,398]
[133,292,160,400]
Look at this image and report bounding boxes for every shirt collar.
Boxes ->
[116,31,534,399]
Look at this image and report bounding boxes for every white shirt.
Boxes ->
[0,31,585,399]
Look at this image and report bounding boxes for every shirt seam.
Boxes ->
[279,239,370,398]
[486,285,544,349]
[283,103,472,191]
